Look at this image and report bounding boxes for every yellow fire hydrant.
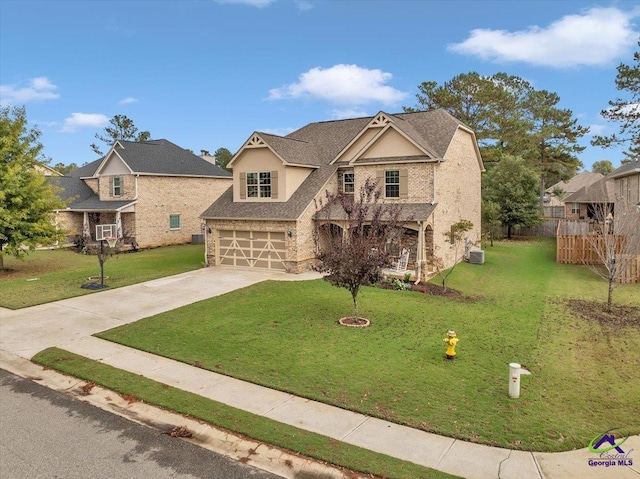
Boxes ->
[443,330,459,359]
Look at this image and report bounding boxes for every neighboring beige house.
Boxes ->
[563,177,615,220]
[201,110,484,278]
[35,163,63,176]
[610,159,640,205]
[544,172,604,217]
[50,139,232,248]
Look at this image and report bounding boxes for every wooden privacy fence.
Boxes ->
[501,218,561,238]
[556,234,640,283]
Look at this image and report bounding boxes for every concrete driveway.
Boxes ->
[0,266,321,359]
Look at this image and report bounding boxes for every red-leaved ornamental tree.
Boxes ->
[314,178,410,322]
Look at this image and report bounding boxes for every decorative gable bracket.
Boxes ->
[246,134,267,148]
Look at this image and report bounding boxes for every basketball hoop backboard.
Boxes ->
[96,224,117,241]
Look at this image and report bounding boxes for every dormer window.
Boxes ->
[343,172,355,193]
[112,176,122,197]
[247,172,271,198]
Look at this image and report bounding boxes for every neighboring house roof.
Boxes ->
[546,171,604,196]
[564,178,615,204]
[35,163,63,176]
[74,140,232,178]
[609,159,640,179]
[203,109,478,221]
[48,176,134,212]
[66,157,104,177]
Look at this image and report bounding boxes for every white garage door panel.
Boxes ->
[218,230,286,270]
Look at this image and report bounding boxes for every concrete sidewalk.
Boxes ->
[1,266,638,479]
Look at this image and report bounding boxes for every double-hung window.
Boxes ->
[112,177,122,196]
[343,172,355,193]
[246,172,271,198]
[571,203,580,215]
[385,170,400,198]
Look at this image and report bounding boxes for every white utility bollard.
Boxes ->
[509,362,521,398]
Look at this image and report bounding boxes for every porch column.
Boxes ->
[83,212,90,239]
[416,221,424,283]
[115,211,123,238]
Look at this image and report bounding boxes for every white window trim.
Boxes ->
[571,203,580,215]
[169,214,181,230]
[343,172,355,193]
[385,170,400,198]
[247,171,272,198]
[112,176,122,197]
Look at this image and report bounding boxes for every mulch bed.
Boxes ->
[566,299,640,328]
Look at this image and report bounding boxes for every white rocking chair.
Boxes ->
[392,248,409,273]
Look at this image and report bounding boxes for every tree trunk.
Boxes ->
[352,294,358,320]
[539,174,546,208]
[607,277,614,314]
[0,254,4,270]
[507,225,512,239]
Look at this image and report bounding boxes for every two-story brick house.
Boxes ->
[51,139,232,248]
[610,159,640,205]
[201,110,483,278]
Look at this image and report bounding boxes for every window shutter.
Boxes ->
[239,172,246,199]
[120,177,125,196]
[376,170,384,193]
[271,171,278,199]
[109,177,113,197]
[400,169,408,199]
[338,171,343,193]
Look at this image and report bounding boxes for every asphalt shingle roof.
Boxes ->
[203,109,471,221]
[48,176,97,206]
[609,159,640,178]
[564,178,615,203]
[109,139,232,177]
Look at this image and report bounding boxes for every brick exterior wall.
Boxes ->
[134,176,231,248]
[353,162,435,203]
[615,173,640,205]
[433,129,482,269]
[54,210,83,243]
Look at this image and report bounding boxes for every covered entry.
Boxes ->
[218,230,286,270]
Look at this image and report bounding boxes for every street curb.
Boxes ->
[0,350,368,479]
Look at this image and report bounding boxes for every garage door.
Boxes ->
[218,230,287,270]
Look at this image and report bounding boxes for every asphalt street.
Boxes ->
[0,369,283,479]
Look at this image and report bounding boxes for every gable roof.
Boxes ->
[203,109,481,221]
[609,159,640,179]
[67,157,103,177]
[48,176,136,212]
[546,171,604,195]
[564,177,615,204]
[90,139,232,178]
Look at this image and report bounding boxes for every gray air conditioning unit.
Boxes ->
[469,249,485,265]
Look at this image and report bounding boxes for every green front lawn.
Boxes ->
[0,244,205,309]
[96,239,640,452]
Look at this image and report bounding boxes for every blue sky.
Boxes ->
[1,0,638,171]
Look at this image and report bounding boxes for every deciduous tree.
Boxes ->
[592,40,640,160]
[90,114,151,156]
[314,178,409,322]
[0,106,65,270]
[482,155,541,238]
[583,200,640,313]
[591,160,615,175]
[436,219,473,291]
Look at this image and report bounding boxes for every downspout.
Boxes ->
[203,219,209,266]
[414,220,423,285]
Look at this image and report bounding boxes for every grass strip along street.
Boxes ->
[95,240,640,452]
[32,348,457,479]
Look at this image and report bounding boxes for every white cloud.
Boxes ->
[331,108,369,120]
[449,7,639,68]
[587,124,607,136]
[61,113,109,133]
[0,77,60,104]
[268,64,407,106]
[295,0,313,11]
[119,97,139,105]
[215,0,275,7]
